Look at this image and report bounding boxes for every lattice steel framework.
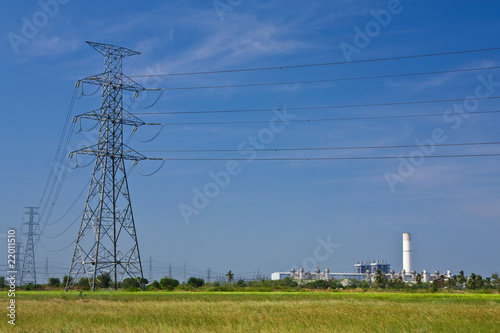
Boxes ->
[66,41,147,291]
[20,207,39,286]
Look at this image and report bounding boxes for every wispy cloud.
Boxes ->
[387,60,499,92]
[132,13,311,77]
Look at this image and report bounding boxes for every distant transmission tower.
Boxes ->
[15,224,24,284]
[20,207,39,286]
[44,257,49,283]
[15,242,23,282]
[66,41,147,291]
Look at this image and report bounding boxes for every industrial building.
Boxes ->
[271,233,453,283]
[354,260,390,274]
[271,268,365,281]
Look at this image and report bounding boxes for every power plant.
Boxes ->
[272,233,453,283]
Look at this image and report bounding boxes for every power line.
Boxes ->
[129,47,500,78]
[38,88,77,217]
[39,238,76,253]
[148,110,500,126]
[148,154,500,161]
[44,180,89,226]
[144,141,500,153]
[135,96,500,115]
[145,66,500,91]
[41,212,81,239]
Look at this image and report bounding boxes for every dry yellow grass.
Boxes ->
[3,291,499,332]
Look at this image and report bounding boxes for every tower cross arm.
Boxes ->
[69,144,147,161]
[73,109,146,127]
[86,41,141,58]
[78,74,145,93]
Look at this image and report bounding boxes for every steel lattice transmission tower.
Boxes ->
[20,207,39,286]
[44,257,49,283]
[66,41,147,291]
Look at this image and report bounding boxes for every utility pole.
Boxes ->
[206,268,211,282]
[20,207,39,286]
[168,263,172,278]
[66,41,147,291]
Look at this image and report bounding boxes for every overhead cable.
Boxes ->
[130,47,500,78]
[145,66,500,91]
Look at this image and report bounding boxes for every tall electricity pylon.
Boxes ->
[20,207,39,286]
[44,257,49,283]
[66,41,147,291]
[15,224,24,285]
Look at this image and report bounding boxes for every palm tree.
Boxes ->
[374,270,386,288]
[448,275,458,289]
[475,275,484,289]
[395,276,403,286]
[458,270,466,286]
[492,274,500,288]
[467,273,477,289]
[226,270,234,285]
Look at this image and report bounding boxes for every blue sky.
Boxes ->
[1,0,499,281]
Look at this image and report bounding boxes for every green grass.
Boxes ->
[2,291,499,332]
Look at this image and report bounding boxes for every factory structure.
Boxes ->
[272,233,452,283]
[271,268,365,281]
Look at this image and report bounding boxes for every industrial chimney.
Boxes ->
[403,233,412,274]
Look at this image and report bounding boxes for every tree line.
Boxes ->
[2,270,499,292]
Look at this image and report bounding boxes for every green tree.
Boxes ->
[467,273,477,289]
[491,273,500,288]
[226,271,235,285]
[135,277,148,289]
[96,273,112,289]
[122,277,140,289]
[236,279,246,287]
[415,273,422,285]
[447,275,458,289]
[147,280,161,290]
[280,277,294,287]
[457,270,466,286]
[160,277,179,291]
[433,275,445,289]
[187,277,205,288]
[474,275,484,289]
[306,280,331,289]
[374,270,386,288]
[394,276,404,287]
[62,275,73,286]
[77,277,90,288]
[0,276,5,288]
[23,282,35,290]
[48,277,60,287]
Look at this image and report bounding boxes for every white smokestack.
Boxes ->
[403,233,411,274]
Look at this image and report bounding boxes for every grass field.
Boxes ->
[2,291,499,332]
